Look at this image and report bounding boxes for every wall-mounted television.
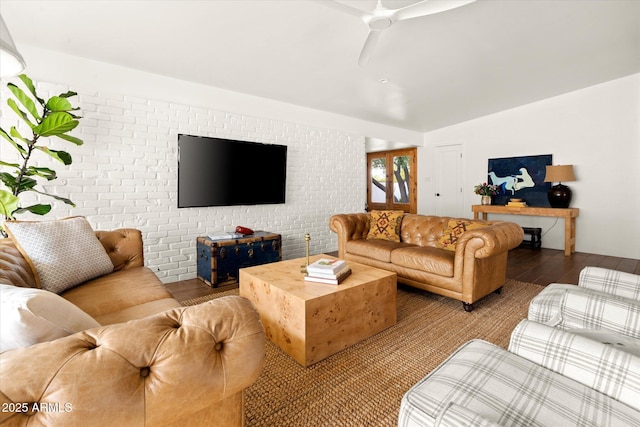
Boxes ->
[177,134,287,208]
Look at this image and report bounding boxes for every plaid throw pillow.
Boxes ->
[366,210,404,242]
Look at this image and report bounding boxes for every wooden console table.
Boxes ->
[472,205,579,256]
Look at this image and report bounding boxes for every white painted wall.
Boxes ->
[419,74,640,259]
[0,47,422,283]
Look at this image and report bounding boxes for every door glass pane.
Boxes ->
[393,155,410,204]
[370,157,386,203]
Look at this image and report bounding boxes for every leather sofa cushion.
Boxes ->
[391,246,455,277]
[399,214,449,247]
[61,267,180,323]
[346,239,411,263]
[96,228,145,271]
[93,298,182,325]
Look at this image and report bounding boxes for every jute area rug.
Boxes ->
[181,279,544,427]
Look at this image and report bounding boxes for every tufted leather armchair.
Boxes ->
[330,213,524,311]
[0,229,265,426]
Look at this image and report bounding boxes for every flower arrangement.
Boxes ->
[474,183,499,196]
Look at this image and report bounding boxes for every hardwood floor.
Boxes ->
[506,247,640,284]
[165,247,640,302]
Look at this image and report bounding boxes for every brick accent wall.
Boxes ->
[1,80,365,283]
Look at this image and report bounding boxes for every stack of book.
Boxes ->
[507,198,527,207]
[304,258,351,285]
[207,231,244,240]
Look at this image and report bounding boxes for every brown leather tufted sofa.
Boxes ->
[0,229,265,426]
[330,213,524,311]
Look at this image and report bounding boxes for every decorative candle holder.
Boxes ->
[301,233,311,273]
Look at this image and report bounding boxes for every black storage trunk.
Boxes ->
[196,231,282,287]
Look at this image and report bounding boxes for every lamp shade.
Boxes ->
[0,14,26,77]
[544,165,576,183]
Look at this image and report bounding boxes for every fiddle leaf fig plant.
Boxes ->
[0,74,83,228]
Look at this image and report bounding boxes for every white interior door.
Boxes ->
[434,145,464,217]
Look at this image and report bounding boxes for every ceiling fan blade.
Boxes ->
[358,30,384,67]
[395,0,476,21]
[313,0,367,18]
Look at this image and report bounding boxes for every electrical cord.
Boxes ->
[541,218,560,238]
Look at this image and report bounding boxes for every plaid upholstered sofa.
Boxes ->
[398,267,640,426]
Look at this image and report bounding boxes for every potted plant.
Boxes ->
[474,182,498,205]
[0,74,83,234]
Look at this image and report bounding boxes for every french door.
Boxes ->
[367,148,417,213]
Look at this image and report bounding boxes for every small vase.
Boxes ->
[481,196,492,205]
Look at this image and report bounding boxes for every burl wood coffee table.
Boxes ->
[239,254,397,366]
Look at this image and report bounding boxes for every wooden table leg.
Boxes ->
[564,216,575,256]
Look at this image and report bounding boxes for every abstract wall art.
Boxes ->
[487,154,552,206]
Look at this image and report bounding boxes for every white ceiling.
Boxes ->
[1,0,639,133]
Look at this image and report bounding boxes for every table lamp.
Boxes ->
[544,165,576,208]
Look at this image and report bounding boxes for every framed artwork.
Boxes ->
[487,154,552,206]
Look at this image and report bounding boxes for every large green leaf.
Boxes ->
[33,189,75,207]
[51,194,75,207]
[18,74,45,106]
[0,173,36,194]
[0,127,27,155]
[9,126,29,142]
[35,146,73,165]
[7,83,41,121]
[15,204,52,216]
[25,166,57,180]
[33,112,78,136]
[0,172,18,188]
[58,90,78,99]
[6,99,34,128]
[46,96,73,112]
[56,133,84,146]
[0,190,19,218]
[0,127,11,142]
[0,160,20,169]
[14,176,38,192]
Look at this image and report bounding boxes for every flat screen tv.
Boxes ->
[177,134,287,208]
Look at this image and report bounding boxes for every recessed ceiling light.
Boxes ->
[378,78,389,84]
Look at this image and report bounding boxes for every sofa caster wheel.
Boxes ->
[494,287,503,295]
[462,302,474,312]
